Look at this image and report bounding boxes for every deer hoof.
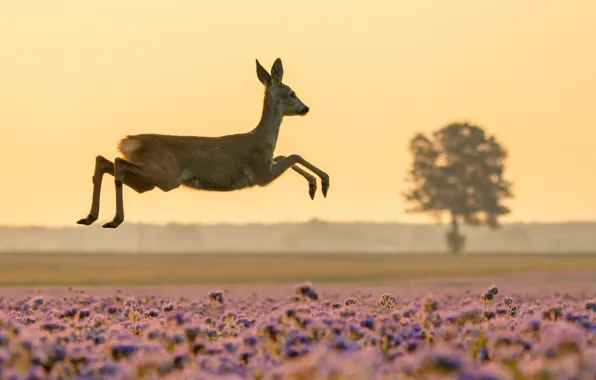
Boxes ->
[76,214,97,226]
[309,183,317,200]
[102,218,123,229]
[322,180,329,198]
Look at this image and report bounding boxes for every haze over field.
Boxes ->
[1,221,595,253]
[1,1,596,229]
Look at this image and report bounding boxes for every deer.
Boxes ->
[76,58,330,229]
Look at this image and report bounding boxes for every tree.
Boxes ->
[403,122,513,255]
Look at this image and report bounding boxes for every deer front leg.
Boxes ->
[273,155,317,200]
[77,156,156,226]
[269,154,330,197]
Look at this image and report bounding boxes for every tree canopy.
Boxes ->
[403,122,513,254]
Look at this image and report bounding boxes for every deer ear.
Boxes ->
[256,59,271,86]
[270,58,283,84]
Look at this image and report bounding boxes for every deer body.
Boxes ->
[119,133,259,192]
[77,58,329,228]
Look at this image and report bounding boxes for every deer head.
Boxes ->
[256,58,309,117]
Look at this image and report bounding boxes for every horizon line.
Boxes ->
[3,218,596,229]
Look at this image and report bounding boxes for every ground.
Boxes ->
[0,253,595,378]
[1,253,596,285]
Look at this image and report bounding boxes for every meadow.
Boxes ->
[1,252,596,286]
[1,253,595,379]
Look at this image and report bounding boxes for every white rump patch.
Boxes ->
[119,138,142,156]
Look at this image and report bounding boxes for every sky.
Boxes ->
[1,1,595,227]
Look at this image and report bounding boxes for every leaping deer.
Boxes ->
[76,58,329,229]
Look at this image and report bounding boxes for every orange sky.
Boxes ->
[1,1,595,227]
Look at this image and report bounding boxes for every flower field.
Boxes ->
[1,274,596,379]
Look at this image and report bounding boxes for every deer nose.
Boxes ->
[301,106,310,115]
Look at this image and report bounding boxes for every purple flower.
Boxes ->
[208,291,224,305]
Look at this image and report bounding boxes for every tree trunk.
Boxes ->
[446,211,465,255]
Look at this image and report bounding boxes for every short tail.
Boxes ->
[118,135,142,158]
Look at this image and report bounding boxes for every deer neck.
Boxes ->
[252,92,283,153]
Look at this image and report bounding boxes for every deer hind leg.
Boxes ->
[76,156,156,227]
[271,155,330,198]
[273,155,318,200]
[102,157,180,229]
[77,156,155,226]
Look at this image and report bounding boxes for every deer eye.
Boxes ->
[290,92,296,98]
